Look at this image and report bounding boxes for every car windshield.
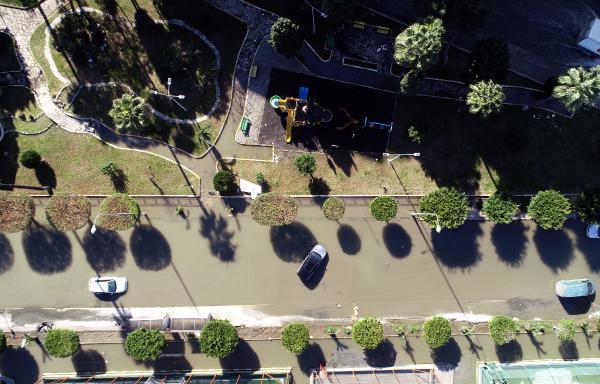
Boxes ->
[107,280,117,293]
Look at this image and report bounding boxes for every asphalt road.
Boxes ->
[1,197,599,325]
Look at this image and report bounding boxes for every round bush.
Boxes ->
[46,194,91,231]
[482,193,519,224]
[213,170,237,195]
[294,153,317,176]
[19,149,41,169]
[420,187,469,229]
[555,320,577,342]
[268,17,304,57]
[98,194,140,230]
[125,328,165,361]
[0,331,6,355]
[44,329,80,358]
[370,196,398,222]
[0,194,35,233]
[250,193,298,226]
[576,188,600,224]
[322,197,345,221]
[422,316,452,349]
[281,322,310,355]
[352,317,384,350]
[527,190,572,230]
[489,315,516,345]
[200,319,239,358]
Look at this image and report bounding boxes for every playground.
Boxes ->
[258,69,396,153]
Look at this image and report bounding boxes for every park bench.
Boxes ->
[240,117,250,136]
[376,26,390,34]
[325,33,335,50]
[353,21,365,29]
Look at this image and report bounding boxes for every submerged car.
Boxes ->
[586,224,600,239]
[297,244,327,281]
[555,279,595,298]
[88,277,128,295]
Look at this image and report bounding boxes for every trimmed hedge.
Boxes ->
[97,194,140,230]
[420,187,469,229]
[281,322,310,355]
[250,193,297,226]
[370,196,398,222]
[489,315,516,345]
[482,193,519,224]
[422,316,451,349]
[125,328,165,361]
[322,197,345,221]
[46,194,91,231]
[200,320,239,358]
[44,329,80,358]
[352,317,384,350]
[527,190,572,230]
[213,170,237,195]
[0,194,35,233]
[19,149,41,169]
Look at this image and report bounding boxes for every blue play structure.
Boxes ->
[298,86,309,101]
[363,117,392,131]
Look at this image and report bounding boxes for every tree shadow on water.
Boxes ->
[72,349,107,375]
[431,338,461,370]
[219,340,260,370]
[383,223,412,258]
[130,225,171,270]
[364,339,397,367]
[495,340,523,363]
[82,229,126,273]
[0,347,39,384]
[559,340,579,360]
[337,224,361,255]
[270,223,317,262]
[0,233,15,274]
[491,221,528,267]
[22,224,72,274]
[199,210,236,262]
[533,228,573,272]
[297,343,325,375]
[431,222,483,269]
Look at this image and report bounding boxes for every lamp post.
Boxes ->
[150,77,187,111]
[384,152,421,163]
[90,212,136,234]
[410,212,442,233]
[303,0,327,34]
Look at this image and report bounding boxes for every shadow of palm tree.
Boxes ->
[130,225,171,270]
[0,233,15,274]
[82,228,126,273]
[270,222,317,262]
[72,349,108,375]
[22,223,72,274]
[199,210,236,262]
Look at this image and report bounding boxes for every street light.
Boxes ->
[90,212,136,234]
[150,77,187,111]
[411,212,442,233]
[384,152,421,163]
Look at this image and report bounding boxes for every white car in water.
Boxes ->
[88,277,128,295]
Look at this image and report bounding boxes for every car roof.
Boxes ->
[559,280,590,296]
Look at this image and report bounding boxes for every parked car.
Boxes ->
[297,244,327,281]
[555,279,595,298]
[88,277,128,295]
[586,224,600,239]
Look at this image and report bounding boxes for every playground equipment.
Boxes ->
[271,86,332,143]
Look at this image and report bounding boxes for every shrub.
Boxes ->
[407,125,422,143]
[482,192,519,224]
[555,320,577,342]
[44,329,80,358]
[370,196,398,222]
[281,323,310,355]
[19,149,41,168]
[213,170,237,195]
[489,315,516,345]
[256,172,265,185]
[250,193,297,226]
[576,188,600,224]
[0,194,35,233]
[97,194,140,230]
[527,190,572,230]
[46,194,91,231]
[109,94,149,134]
[101,161,119,177]
[399,69,422,95]
[420,187,469,229]
[268,17,304,57]
[422,316,451,349]
[125,328,165,361]
[322,197,345,221]
[294,153,317,176]
[0,331,5,354]
[553,66,600,113]
[352,317,384,350]
[200,320,239,358]
[466,80,505,117]
[394,18,445,70]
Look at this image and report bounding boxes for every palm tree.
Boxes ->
[553,66,600,113]
[466,80,505,118]
[108,94,148,134]
[195,123,213,150]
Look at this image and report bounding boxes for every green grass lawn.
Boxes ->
[0,127,199,194]
[0,33,20,71]
[0,86,54,134]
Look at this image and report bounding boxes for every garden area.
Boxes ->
[0,32,20,72]
[29,0,246,155]
[0,86,54,133]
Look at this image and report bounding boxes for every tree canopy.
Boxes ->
[44,329,80,358]
[109,94,149,133]
[553,66,600,113]
[394,18,445,70]
[466,80,505,117]
[576,188,600,224]
[370,196,398,222]
[352,317,384,350]
[250,193,298,226]
[527,190,572,230]
[268,17,304,57]
[199,319,240,358]
[281,323,310,355]
[294,153,317,176]
[125,328,165,361]
[419,187,469,229]
[482,192,519,224]
[422,316,452,349]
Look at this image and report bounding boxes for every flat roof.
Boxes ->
[479,360,600,384]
